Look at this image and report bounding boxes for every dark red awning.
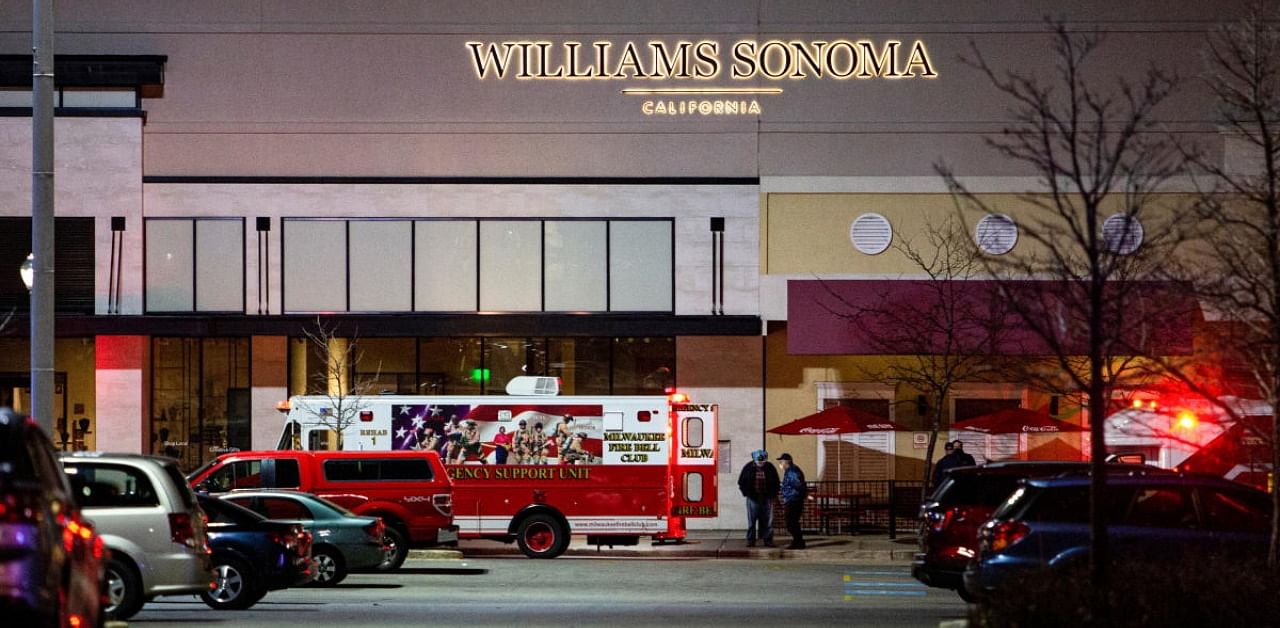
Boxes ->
[787,279,1198,356]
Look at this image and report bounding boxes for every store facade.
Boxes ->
[0,2,1234,526]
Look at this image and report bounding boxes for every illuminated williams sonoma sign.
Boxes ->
[466,38,937,116]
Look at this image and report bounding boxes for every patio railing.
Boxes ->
[770,479,927,539]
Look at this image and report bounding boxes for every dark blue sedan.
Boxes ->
[196,494,315,609]
[221,490,386,586]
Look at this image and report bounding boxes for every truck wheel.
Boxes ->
[376,525,409,571]
[517,514,568,559]
[309,546,348,586]
[103,558,144,621]
[201,556,261,610]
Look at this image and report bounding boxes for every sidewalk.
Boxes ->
[410,530,919,562]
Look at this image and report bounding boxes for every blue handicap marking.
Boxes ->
[842,573,929,600]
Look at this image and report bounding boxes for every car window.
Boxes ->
[259,496,313,519]
[200,495,264,525]
[202,459,263,492]
[1020,485,1133,524]
[1201,488,1269,534]
[323,458,433,481]
[1122,487,1196,529]
[67,463,160,508]
[935,475,1023,507]
[1,427,38,482]
[275,459,302,488]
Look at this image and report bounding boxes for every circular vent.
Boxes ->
[849,213,892,255]
[974,214,1018,255]
[1102,214,1144,255]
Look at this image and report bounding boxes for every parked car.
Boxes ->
[61,451,212,621]
[218,490,385,586]
[188,450,457,570]
[0,408,105,628]
[913,461,1167,600]
[962,472,1271,600]
[196,494,314,609]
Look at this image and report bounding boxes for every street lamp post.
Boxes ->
[31,0,56,436]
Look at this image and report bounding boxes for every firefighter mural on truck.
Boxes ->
[390,404,605,465]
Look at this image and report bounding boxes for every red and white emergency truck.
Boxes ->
[277,376,718,558]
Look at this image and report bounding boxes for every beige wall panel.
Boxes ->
[764,192,1197,276]
[677,335,763,531]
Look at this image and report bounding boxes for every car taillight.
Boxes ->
[433,493,453,517]
[364,518,386,541]
[62,515,96,553]
[983,520,1030,553]
[169,512,199,548]
[924,507,970,533]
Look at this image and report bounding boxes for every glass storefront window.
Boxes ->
[417,337,483,395]
[288,335,673,397]
[358,337,417,394]
[548,337,610,395]
[151,337,250,470]
[483,337,548,393]
[612,337,675,394]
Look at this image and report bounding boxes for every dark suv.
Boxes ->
[913,461,1163,599]
[0,409,105,628]
[963,473,1271,600]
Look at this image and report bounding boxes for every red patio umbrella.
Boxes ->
[768,405,908,435]
[951,407,1084,434]
[769,406,907,481]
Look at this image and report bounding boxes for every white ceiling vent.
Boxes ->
[849,213,893,255]
[974,214,1018,255]
[1102,214,1144,255]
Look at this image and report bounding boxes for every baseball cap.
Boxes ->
[776,453,793,461]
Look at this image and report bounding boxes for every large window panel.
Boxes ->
[479,221,541,311]
[609,221,673,312]
[195,220,244,312]
[415,221,477,311]
[145,219,194,312]
[284,220,347,312]
[545,221,607,311]
[350,220,412,312]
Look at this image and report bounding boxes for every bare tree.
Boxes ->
[824,216,1014,492]
[938,21,1185,597]
[291,318,380,450]
[1147,2,1280,570]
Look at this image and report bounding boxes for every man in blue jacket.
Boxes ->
[778,453,807,549]
[737,449,780,547]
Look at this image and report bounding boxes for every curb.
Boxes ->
[412,543,914,562]
[408,548,466,560]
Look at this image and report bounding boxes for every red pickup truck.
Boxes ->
[188,450,457,570]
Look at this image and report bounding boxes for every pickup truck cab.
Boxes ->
[188,450,456,570]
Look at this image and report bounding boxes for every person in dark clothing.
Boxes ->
[777,453,807,550]
[933,440,962,488]
[953,440,977,467]
[737,449,780,547]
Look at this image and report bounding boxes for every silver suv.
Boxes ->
[61,453,213,620]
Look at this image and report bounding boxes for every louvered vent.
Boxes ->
[974,214,1018,255]
[1102,214,1144,255]
[849,213,892,255]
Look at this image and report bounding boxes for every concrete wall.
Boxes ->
[0,1,1232,179]
[677,335,763,530]
[0,118,144,315]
